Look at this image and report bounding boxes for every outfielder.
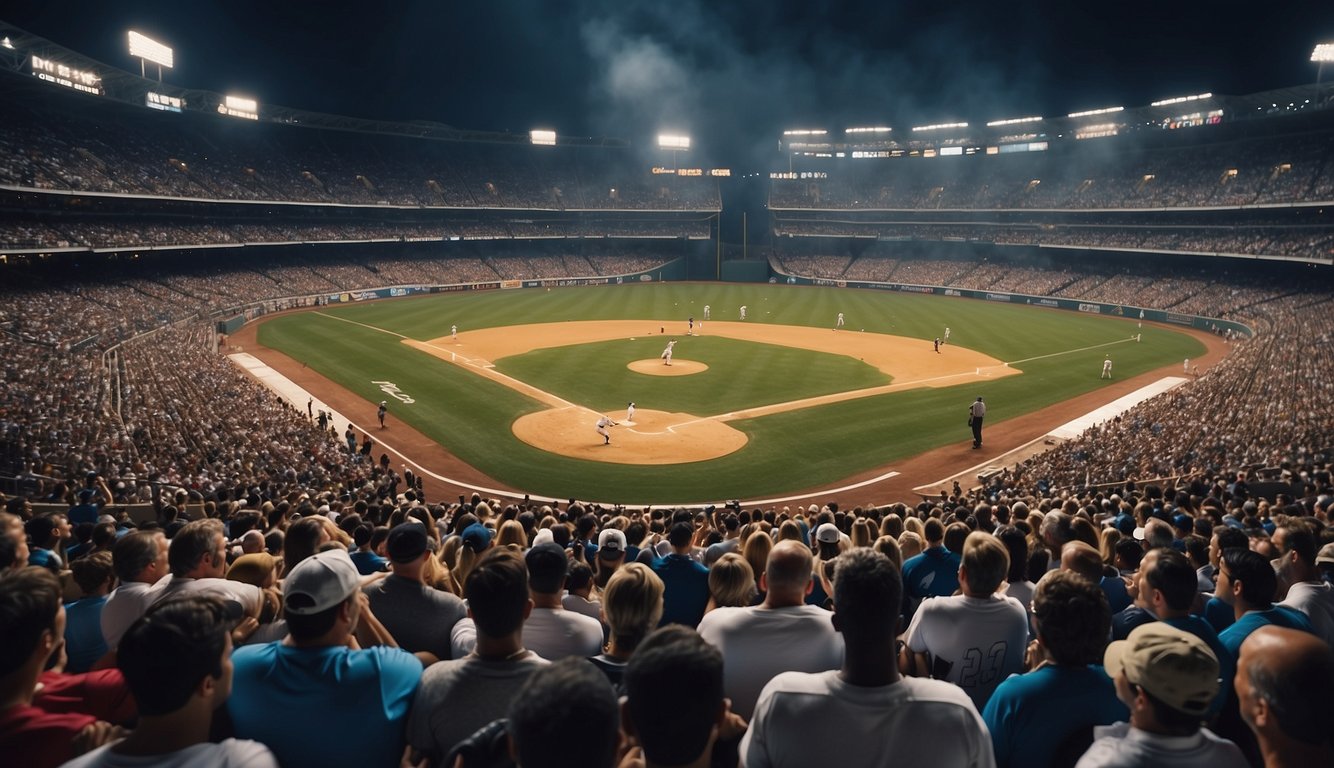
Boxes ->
[451,324,458,342]
[836,312,845,329]
[703,305,711,320]
[661,339,677,366]
[739,305,747,321]
[944,326,951,344]
[626,402,636,423]
[596,415,617,445]
[1101,356,1113,379]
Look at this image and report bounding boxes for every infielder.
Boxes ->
[377,401,388,428]
[626,402,636,423]
[739,305,747,321]
[943,326,951,344]
[703,305,711,320]
[596,415,617,445]
[1101,356,1113,379]
[836,312,845,329]
[661,339,677,366]
[934,337,941,353]
[688,317,694,335]
[451,324,458,342]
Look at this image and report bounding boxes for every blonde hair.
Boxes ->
[873,535,903,571]
[904,516,925,539]
[708,553,757,608]
[962,532,1010,595]
[742,531,773,591]
[898,530,924,560]
[1099,527,1121,566]
[851,518,874,549]
[496,519,528,550]
[602,562,664,652]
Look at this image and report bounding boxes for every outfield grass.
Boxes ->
[257,283,1205,502]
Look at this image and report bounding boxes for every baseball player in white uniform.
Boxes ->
[703,305,711,320]
[739,305,747,321]
[836,312,845,329]
[1101,356,1113,379]
[661,339,677,366]
[626,402,636,423]
[451,324,458,342]
[943,326,951,344]
[596,415,616,445]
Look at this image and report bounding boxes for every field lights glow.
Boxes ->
[782,129,827,136]
[128,31,173,68]
[530,129,556,146]
[1067,106,1124,118]
[658,134,690,150]
[1150,93,1212,107]
[844,127,891,134]
[911,122,968,132]
[1312,43,1334,63]
[985,116,1043,127]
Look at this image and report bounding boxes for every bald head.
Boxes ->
[1060,541,1104,583]
[1237,626,1334,751]
[763,539,814,605]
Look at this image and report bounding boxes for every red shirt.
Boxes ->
[36,669,137,724]
[0,704,96,768]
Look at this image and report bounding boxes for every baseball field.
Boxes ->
[253,282,1206,503]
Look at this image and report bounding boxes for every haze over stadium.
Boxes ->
[2,5,1334,768]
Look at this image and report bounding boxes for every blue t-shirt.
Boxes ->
[652,554,710,628]
[1218,605,1314,659]
[28,548,61,572]
[982,664,1128,768]
[1101,576,1132,615]
[62,595,108,673]
[1203,596,1235,633]
[228,643,422,768]
[901,546,961,600]
[1163,614,1232,718]
[349,549,389,575]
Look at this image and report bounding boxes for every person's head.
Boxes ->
[995,525,1029,583]
[741,531,772,593]
[898,530,923,559]
[466,548,532,638]
[112,530,169,584]
[762,539,814,604]
[509,658,620,768]
[943,521,971,555]
[922,517,945,546]
[1114,538,1144,572]
[169,519,227,579]
[960,531,1009,597]
[1032,570,1111,666]
[225,553,280,591]
[385,522,430,574]
[1216,548,1277,609]
[282,549,363,643]
[1041,511,1074,551]
[668,522,694,552]
[284,516,332,573]
[1134,548,1196,616]
[1105,622,1219,735]
[525,542,570,596]
[623,626,726,767]
[707,553,756,609]
[1142,519,1174,551]
[0,567,65,678]
[1209,526,1247,567]
[24,514,65,550]
[1274,522,1319,585]
[118,596,235,717]
[1059,541,1105,583]
[1236,626,1334,754]
[602,562,664,655]
[71,550,116,596]
[495,519,528,550]
[831,548,901,644]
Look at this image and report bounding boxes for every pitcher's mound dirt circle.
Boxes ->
[627,359,709,376]
[512,408,747,464]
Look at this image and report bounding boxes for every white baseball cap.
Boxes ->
[283,549,361,615]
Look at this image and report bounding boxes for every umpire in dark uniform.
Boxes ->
[968,396,986,449]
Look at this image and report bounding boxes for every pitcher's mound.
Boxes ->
[512,408,746,464]
[628,359,708,376]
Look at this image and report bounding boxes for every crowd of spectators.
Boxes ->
[770,130,1334,211]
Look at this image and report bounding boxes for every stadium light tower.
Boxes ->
[530,129,557,146]
[658,133,690,171]
[1314,43,1334,85]
[128,31,173,81]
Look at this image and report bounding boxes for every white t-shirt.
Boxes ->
[697,604,844,720]
[561,593,604,622]
[58,738,278,768]
[904,593,1029,711]
[741,672,994,768]
[1281,581,1334,650]
[1074,722,1248,768]
[522,607,604,660]
[151,575,262,617]
[101,581,164,651]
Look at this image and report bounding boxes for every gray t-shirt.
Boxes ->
[362,574,467,661]
[406,652,549,763]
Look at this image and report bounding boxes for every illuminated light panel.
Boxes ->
[1312,43,1334,63]
[985,116,1043,127]
[782,129,827,136]
[128,31,174,68]
[1150,92,1212,107]
[658,134,691,149]
[1067,106,1124,118]
[530,129,556,146]
[219,94,258,120]
[911,122,968,132]
[844,126,892,133]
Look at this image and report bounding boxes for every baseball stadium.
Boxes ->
[2,7,1334,768]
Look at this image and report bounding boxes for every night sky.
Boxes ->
[5,1,1334,168]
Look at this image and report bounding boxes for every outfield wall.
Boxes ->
[771,269,1254,338]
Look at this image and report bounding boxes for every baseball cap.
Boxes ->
[597,528,627,557]
[226,553,279,587]
[461,523,493,551]
[815,523,841,544]
[1103,623,1219,716]
[531,528,555,547]
[386,523,429,563]
[1316,542,1334,566]
[283,549,361,615]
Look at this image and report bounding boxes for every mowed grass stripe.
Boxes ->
[259,284,1205,502]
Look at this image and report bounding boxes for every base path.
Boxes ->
[407,320,1015,464]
